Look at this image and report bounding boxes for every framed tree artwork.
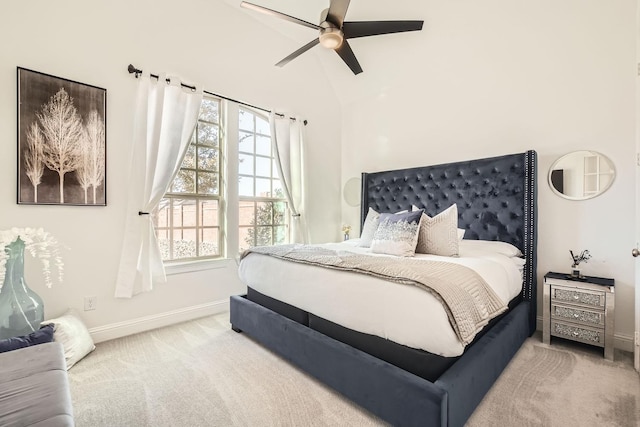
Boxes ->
[17,67,107,205]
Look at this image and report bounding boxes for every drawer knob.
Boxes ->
[572,331,579,336]
[573,294,580,300]
[573,313,580,318]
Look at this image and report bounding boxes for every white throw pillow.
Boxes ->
[357,207,381,248]
[458,240,523,258]
[371,210,424,257]
[43,309,95,369]
[415,204,460,256]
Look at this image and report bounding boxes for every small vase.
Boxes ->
[0,237,45,340]
[344,233,349,241]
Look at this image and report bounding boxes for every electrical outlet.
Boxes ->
[84,296,97,311]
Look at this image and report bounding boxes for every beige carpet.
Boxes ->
[68,313,639,426]
[467,334,639,427]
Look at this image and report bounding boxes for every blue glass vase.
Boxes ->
[0,237,45,340]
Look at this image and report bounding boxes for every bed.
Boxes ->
[230,150,537,427]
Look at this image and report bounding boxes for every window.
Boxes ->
[238,108,289,252]
[154,100,290,264]
[154,97,222,261]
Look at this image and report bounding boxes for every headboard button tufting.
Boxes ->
[361,152,533,259]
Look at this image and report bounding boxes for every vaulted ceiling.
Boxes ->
[220,0,428,105]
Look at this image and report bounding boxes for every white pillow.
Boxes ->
[43,309,95,369]
[415,204,460,256]
[413,205,464,242]
[371,210,423,257]
[458,240,523,258]
[357,207,380,248]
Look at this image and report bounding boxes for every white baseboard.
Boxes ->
[88,299,229,344]
[536,315,634,353]
[616,333,636,353]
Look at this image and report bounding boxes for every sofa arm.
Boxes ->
[0,342,74,426]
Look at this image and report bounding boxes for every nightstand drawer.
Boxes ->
[550,285,605,309]
[551,303,604,327]
[550,320,604,348]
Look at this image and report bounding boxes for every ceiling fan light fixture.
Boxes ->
[319,27,344,49]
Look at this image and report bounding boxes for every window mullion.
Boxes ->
[225,102,240,256]
[169,198,174,259]
[196,200,200,257]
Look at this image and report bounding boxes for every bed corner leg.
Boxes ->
[231,325,242,333]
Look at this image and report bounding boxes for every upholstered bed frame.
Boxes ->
[230,150,537,427]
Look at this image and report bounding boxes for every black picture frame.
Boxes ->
[17,67,107,206]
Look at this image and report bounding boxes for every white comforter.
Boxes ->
[238,239,524,357]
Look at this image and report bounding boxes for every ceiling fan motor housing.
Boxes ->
[319,23,344,49]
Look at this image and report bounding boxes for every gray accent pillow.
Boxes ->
[358,208,410,248]
[371,210,424,257]
[415,204,460,256]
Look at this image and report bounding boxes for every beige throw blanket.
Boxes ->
[242,244,508,346]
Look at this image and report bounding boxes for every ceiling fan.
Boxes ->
[240,0,423,75]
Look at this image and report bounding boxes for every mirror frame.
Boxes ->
[548,150,615,201]
[343,177,361,207]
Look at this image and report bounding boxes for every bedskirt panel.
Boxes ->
[308,313,458,382]
[247,287,309,325]
[230,295,448,427]
[436,302,530,427]
[248,286,522,383]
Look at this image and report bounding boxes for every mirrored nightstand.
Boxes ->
[542,272,615,360]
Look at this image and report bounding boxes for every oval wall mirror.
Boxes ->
[343,177,361,207]
[548,150,615,200]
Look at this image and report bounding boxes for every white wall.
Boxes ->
[0,0,342,339]
[339,0,637,348]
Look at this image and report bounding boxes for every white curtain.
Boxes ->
[269,112,308,244]
[115,73,203,298]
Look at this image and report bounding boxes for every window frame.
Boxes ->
[155,102,290,269]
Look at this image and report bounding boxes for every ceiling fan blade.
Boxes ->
[327,0,351,27]
[275,39,321,67]
[343,20,423,39]
[335,40,363,75]
[240,1,321,31]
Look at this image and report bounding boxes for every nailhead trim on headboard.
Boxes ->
[523,150,538,333]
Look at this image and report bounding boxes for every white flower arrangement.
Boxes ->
[0,227,64,288]
[570,249,591,268]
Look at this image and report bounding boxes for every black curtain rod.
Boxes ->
[127,64,307,125]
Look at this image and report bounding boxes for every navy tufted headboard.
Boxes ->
[360,151,537,334]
